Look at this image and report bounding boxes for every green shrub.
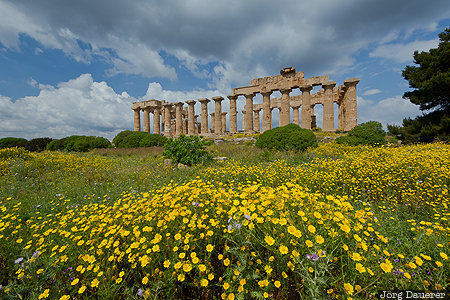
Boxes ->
[112,130,134,147]
[118,132,149,148]
[46,138,66,151]
[46,136,111,152]
[163,134,213,166]
[255,124,317,152]
[336,121,386,146]
[139,134,168,147]
[0,137,28,149]
[63,136,112,152]
[25,137,53,152]
[388,111,449,144]
[90,137,113,149]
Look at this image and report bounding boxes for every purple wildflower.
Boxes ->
[14,257,23,264]
[138,289,144,297]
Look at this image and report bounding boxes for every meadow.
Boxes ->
[0,141,448,299]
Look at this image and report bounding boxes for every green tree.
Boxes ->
[402,28,450,112]
[391,28,450,143]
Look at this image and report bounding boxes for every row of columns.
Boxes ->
[133,80,358,136]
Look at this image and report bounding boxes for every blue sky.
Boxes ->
[1,0,449,139]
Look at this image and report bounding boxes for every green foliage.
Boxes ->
[46,136,111,152]
[0,137,28,149]
[163,134,213,166]
[388,110,449,143]
[118,132,149,148]
[25,137,53,152]
[402,27,450,112]
[113,131,165,148]
[46,138,66,151]
[393,27,450,144]
[336,121,386,146]
[112,130,134,147]
[255,123,317,152]
[139,134,168,147]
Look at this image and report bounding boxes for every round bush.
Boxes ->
[336,121,386,146]
[118,132,149,148]
[255,124,317,152]
[139,134,168,147]
[112,130,134,147]
[47,138,66,151]
[163,134,213,166]
[0,137,28,149]
[47,136,111,152]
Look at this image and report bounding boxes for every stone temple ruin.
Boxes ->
[131,67,359,136]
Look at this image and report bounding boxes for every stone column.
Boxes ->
[227,95,238,134]
[279,89,291,127]
[183,119,188,135]
[338,101,344,130]
[241,110,246,131]
[185,100,196,135]
[153,107,161,135]
[322,81,336,132]
[143,107,151,133]
[163,103,172,136]
[210,113,215,133]
[198,98,210,134]
[301,85,313,129]
[244,93,255,133]
[261,92,272,132]
[133,108,141,132]
[174,102,184,136]
[221,112,227,133]
[292,106,300,126]
[212,96,224,134]
[343,79,360,131]
[269,108,273,130]
[253,108,261,132]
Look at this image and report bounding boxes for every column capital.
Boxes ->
[174,102,184,107]
[300,85,313,92]
[280,88,292,94]
[221,112,227,116]
[212,96,224,102]
[198,98,211,104]
[132,107,141,112]
[261,91,272,97]
[253,108,262,112]
[322,81,336,89]
[162,103,172,107]
[210,112,215,116]
[185,100,196,105]
[143,106,151,112]
[227,95,238,100]
[244,93,255,98]
[344,78,360,87]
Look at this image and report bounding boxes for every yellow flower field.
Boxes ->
[0,143,448,299]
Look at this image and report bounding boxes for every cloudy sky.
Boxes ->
[1,0,449,140]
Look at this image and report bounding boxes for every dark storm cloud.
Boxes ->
[1,0,450,84]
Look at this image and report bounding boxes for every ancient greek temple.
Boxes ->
[131,67,359,136]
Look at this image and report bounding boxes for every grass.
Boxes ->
[0,142,448,299]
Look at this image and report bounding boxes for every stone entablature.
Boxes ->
[131,67,359,136]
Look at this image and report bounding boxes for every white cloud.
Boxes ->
[369,39,439,63]
[357,95,422,127]
[0,74,136,140]
[363,89,381,96]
